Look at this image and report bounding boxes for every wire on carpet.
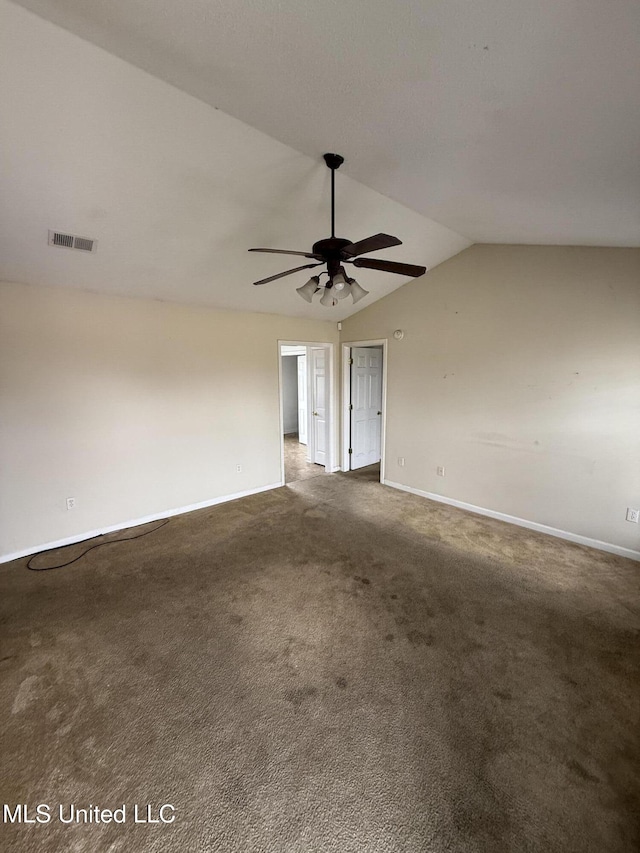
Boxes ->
[26,519,171,571]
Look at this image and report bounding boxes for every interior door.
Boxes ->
[350,346,382,469]
[297,354,307,445]
[311,347,327,466]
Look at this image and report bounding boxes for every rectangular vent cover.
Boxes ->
[48,231,97,253]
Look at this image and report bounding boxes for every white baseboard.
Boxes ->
[6,479,637,565]
[383,480,640,562]
[0,482,283,564]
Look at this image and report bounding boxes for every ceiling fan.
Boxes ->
[249,153,427,306]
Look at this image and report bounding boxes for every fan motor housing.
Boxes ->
[312,237,352,257]
[312,237,352,278]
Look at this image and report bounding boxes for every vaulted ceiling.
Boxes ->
[2,0,638,319]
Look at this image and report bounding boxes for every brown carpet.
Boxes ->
[1,468,639,852]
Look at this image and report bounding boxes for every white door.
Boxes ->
[350,346,382,469]
[311,347,327,466]
[297,354,307,445]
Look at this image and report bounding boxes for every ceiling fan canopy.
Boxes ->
[249,153,427,305]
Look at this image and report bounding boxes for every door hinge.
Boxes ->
[349,403,353,410]
[348,358,353,365]
[348,448,353,454]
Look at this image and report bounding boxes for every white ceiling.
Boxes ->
[10,0,640,248]
[0,1,469,320]
[1,1,638,323]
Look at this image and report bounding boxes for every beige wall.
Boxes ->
[342,245,640,554]
[0,281,337,559]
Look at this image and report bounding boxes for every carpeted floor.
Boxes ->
[283,433,327,484]
[1,468,639,853]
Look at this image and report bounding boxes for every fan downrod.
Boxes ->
[324,153,344,238]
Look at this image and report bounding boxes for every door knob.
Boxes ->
[312,411,318,416]
[377,411,382,415]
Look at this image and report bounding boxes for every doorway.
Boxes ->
[342,340,387,482]
[279,342,334,484]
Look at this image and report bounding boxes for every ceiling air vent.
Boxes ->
[48,230,97,253]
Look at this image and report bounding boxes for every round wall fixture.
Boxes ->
[393,329,405,340]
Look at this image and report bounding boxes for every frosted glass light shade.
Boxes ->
[332,270,347,289]
[320,286,339,307]
[296,276,320,302]
[349,278,369,303]
[332,268,351,300]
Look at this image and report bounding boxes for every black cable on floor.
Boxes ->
[26,519,171,571]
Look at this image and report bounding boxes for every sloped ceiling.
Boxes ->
[10,0,640,248]
[0,1,470,319]
[2,0,638,321]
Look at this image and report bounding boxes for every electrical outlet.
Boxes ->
[236,464,243,473]
[397,457,405,467]
[437,466,445,477]
[66,497,76,510]
[626,507,640,523]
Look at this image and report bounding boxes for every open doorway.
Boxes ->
[342,340,387,482]
[279,342,334,484]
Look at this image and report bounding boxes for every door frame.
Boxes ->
[278,340,336,485]
[341,339,388,482]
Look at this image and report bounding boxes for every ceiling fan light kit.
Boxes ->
[249,154,426,306]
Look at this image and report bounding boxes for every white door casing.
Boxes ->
[297,354,307,445]
[311,347,327,466]
[279,340,334,484]
[350,346,382,470]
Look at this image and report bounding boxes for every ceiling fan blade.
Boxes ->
[253,262,323,286]
[341,233,402,258]
[249,248,322,259]
[352,257,426,277]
